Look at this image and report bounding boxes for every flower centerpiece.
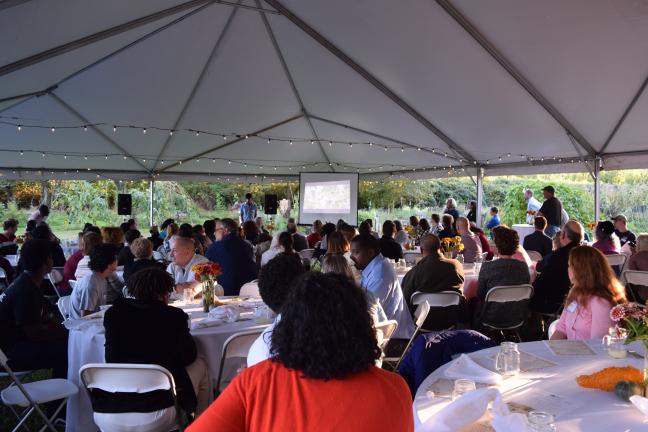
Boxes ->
[441,236,464,259]
[610,302,648,385]
[192,262,223,312]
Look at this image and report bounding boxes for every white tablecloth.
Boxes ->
[414,340,648,431]
[512,224,535,245]
[65,301,270,432]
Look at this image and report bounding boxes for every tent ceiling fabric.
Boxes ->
[1,0,647,182]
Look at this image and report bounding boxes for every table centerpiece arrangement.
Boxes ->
[192,262,223,312]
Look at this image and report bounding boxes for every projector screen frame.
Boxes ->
[297,171,359,227]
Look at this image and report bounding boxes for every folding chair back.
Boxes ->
[58,296,71,319]
[215,329,264,395]
[298,249,315,260]
[606,253,627,269]
[411,291,462,331]
[79,363,181,432]
[403,252,422,266]
[547,320,559,339]
[374,320,398,352]
[622,270,648,286]
[481,285,534,335]
[392,302,431,371]
[526,250,543,262]
[239,281,260,297]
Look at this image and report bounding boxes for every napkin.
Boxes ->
[630,395,648,417]
[418,388,528,432]
[444,354,503,384]
[191,305,240,330]
[191,319,224,330]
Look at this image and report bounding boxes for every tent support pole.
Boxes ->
[593,157,601,223]
[149,179,155,228]
[476,167,484,228]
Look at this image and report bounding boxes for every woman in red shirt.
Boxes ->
[188,272,413,432]
[306,219,323,248]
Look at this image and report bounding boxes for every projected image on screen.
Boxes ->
[303,180,351,214]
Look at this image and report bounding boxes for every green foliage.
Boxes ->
[499,180,593,228]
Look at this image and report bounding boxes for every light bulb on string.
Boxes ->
[223,135,227,141]
[328,141,332,147]
[195,131,200,137]
[17,125,21,131]
[20,151,24,156]
[113,126,117,132]
[83,125,88,132]
[289,140,293,146]
[142,128,147,134]
[51,127,55,132]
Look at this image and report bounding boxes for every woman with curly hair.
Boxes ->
[551,246,626,340]
[105,268,209,419]
[189,273,413,431]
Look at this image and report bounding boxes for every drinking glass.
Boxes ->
[495,342,520,376]
[602,327,628,359]
[451,379,476,400]
[183,288,194,304]
[527,411,556,431]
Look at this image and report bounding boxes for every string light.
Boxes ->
[142,128,147,134]
[169,130,173,136]
[84,125,88,132]
[113,126,117,132]
[50,127,55,132]
[17,125,21,131]
[195,131,200,137]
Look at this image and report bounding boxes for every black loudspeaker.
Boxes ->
[264,194,278,215]
[117,193,132,215]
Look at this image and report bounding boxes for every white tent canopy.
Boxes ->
[1,0,648,183]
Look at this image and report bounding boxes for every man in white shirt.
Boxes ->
[27,204,49,224]
[350,234,415,340]
[524,189,541,224]
[166,236,209,295]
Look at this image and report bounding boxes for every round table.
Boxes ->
[512,224,535,245]
[397,263,480,300]
[414,340,648,430]
[65,300,270,432]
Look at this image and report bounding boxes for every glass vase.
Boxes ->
[202,280,214,313]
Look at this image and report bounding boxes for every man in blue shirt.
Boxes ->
[240,193,257,223]
[204,218,257,296]
[485,206,501,239]
[350,234,415,340]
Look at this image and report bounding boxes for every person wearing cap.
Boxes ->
[592,221,620,255]
[537,186,562,238]
[612,214,636,248]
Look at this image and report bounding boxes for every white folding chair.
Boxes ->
[0,267,8,289]
[79,363,183,432]
[411,291,462,331]
[481,284,534,342]
[298,249,315,260]
[621,270,648,302]
[239,280,260,297]
[547,320,559,339]
[57,296,71,319]
[214,329,264,396]
[374,320,398,354]
[403,252,422,266]
[526,250,543,262]
[0,348,78,432]
[606,254,627,272]
[68,280,77,290]
[385,302,431,371]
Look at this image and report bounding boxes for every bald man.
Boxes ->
[456,217,482,263]
[531,220,584,314]
[401,234,465,323]
[166,236,209,295]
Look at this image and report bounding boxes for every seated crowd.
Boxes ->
[0,200,643,430]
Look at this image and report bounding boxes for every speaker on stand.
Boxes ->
[264,194,278,215]
[117,193,132,216]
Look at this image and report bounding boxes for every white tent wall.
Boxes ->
[2,0,648,225]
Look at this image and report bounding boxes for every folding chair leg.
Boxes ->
[6,404,32,432]
[37,399,68,432]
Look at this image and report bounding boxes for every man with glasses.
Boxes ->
[205,219,257,296]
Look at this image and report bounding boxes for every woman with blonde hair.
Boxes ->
[163,223,179,256]
[551,246,627,340]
